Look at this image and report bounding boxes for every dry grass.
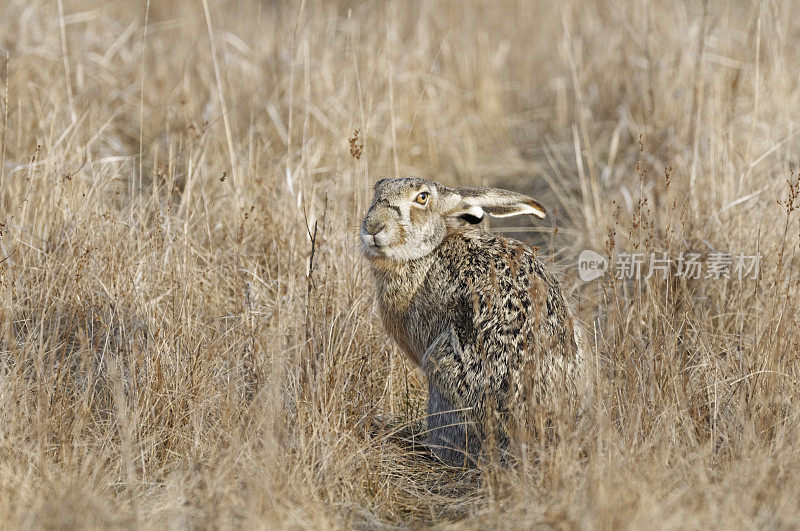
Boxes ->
[1,0,800,527]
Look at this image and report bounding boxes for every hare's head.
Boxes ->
[361,177,546,262]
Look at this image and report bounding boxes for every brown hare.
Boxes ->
[361,177,586,466]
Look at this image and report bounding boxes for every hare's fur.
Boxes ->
[362,178,586,466]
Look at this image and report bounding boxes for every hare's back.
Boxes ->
[434,229,577,363]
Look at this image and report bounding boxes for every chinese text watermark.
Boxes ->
[578,251,761,283]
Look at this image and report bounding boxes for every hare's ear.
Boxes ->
[448,203,485,224]
[454,186,546,220]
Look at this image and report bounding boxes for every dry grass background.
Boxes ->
[1,0,800,527]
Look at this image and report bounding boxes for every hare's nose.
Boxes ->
[364,221,385,236]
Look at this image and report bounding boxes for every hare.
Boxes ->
[361,177,586,466]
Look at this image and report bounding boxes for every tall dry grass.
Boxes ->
[1,0,799,527]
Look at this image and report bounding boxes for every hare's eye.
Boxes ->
[414,192,428,205]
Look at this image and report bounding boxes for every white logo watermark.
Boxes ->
[577,250,609,282]
[578,251,762,283]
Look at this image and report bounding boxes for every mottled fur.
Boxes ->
[361,178,586,466]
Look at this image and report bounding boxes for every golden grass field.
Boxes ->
[1,0,799,527]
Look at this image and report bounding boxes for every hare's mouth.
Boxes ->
[361,229,389,256]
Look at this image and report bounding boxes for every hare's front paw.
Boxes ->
[425,382,480,467]
[422,329,485,467]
